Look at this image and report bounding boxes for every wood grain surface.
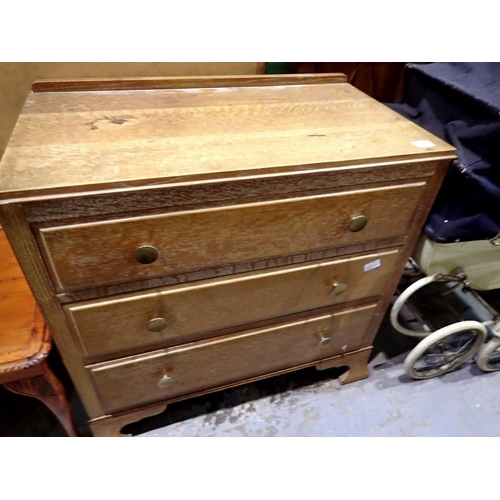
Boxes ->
[89,402,168,437]
[23,158,440,222]
[32,73,348,92]
[316,347,372,384]
[0,80,454,200]
[88,347,373,436]
[0,63,265,160]
[358,159,454,349]
[38,182,425,292]
[65,249,399,358]
[55,236,406,304]
[0,75,456,434]
[89,304,377,413]
[0,225,51,374]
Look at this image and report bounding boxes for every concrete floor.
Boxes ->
[2,278,500,437]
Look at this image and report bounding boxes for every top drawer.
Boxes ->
[37,182,426,292]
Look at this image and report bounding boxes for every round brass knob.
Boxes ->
[318,337,331,348]
[157,375,175,389]
[134,245,158,265]
[349,215,368,232]
[148,317,168,333]
[331,282,347,296]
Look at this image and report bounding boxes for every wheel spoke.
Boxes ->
[417,341,471,372]
[439,337,475,365]
[414,353,448,374]
[409,329,482,377]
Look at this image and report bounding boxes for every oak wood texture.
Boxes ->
[65,249,399,359]
[87,346,373,436]
[356,158,454,351]
[315,347,372,384]
[89,304,377,413]
[0,63,266,161]
[0,79,453,201]
[89,402,168,437]
[0,76,456,435]
[32,73,348,93]
[55,237,406,304]
[296,63,407,103]
[22,158,439,222]
[38,182,425,292]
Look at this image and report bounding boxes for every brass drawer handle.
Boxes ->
[318,336,331,348]
[349,215,368,232]
[134,245,159,264]
[148,317,168,333]
[157,375,175,388]
[318,329,331,348]
[331,282,347,296]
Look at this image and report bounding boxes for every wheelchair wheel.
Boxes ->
[476,337,500,372]
[404,321,488,380]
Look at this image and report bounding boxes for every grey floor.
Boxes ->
[2,276,500,437]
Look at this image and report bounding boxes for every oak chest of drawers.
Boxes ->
[0,74,455,436]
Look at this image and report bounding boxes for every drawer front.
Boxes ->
[89,304,377,413]
[66,249,399,358]
[39,182,425,292]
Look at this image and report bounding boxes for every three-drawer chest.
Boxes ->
[0,73,455,436]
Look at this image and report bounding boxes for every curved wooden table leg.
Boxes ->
[3,360,78,437]
[89,403,168,437]
[316,348,372,384]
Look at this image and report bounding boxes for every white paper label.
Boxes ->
[411,140,436,149]
[364,259,381,272]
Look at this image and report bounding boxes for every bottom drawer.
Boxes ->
[89,303,377,413]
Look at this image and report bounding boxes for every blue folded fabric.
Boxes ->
[388,62,500,243]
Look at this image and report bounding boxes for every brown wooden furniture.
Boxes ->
[294,63,408,103]
[0,225,77,436]
[0,74,455,436]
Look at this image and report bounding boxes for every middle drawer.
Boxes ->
[65,249,399,358]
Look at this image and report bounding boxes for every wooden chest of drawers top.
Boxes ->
[0,73,454,202]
